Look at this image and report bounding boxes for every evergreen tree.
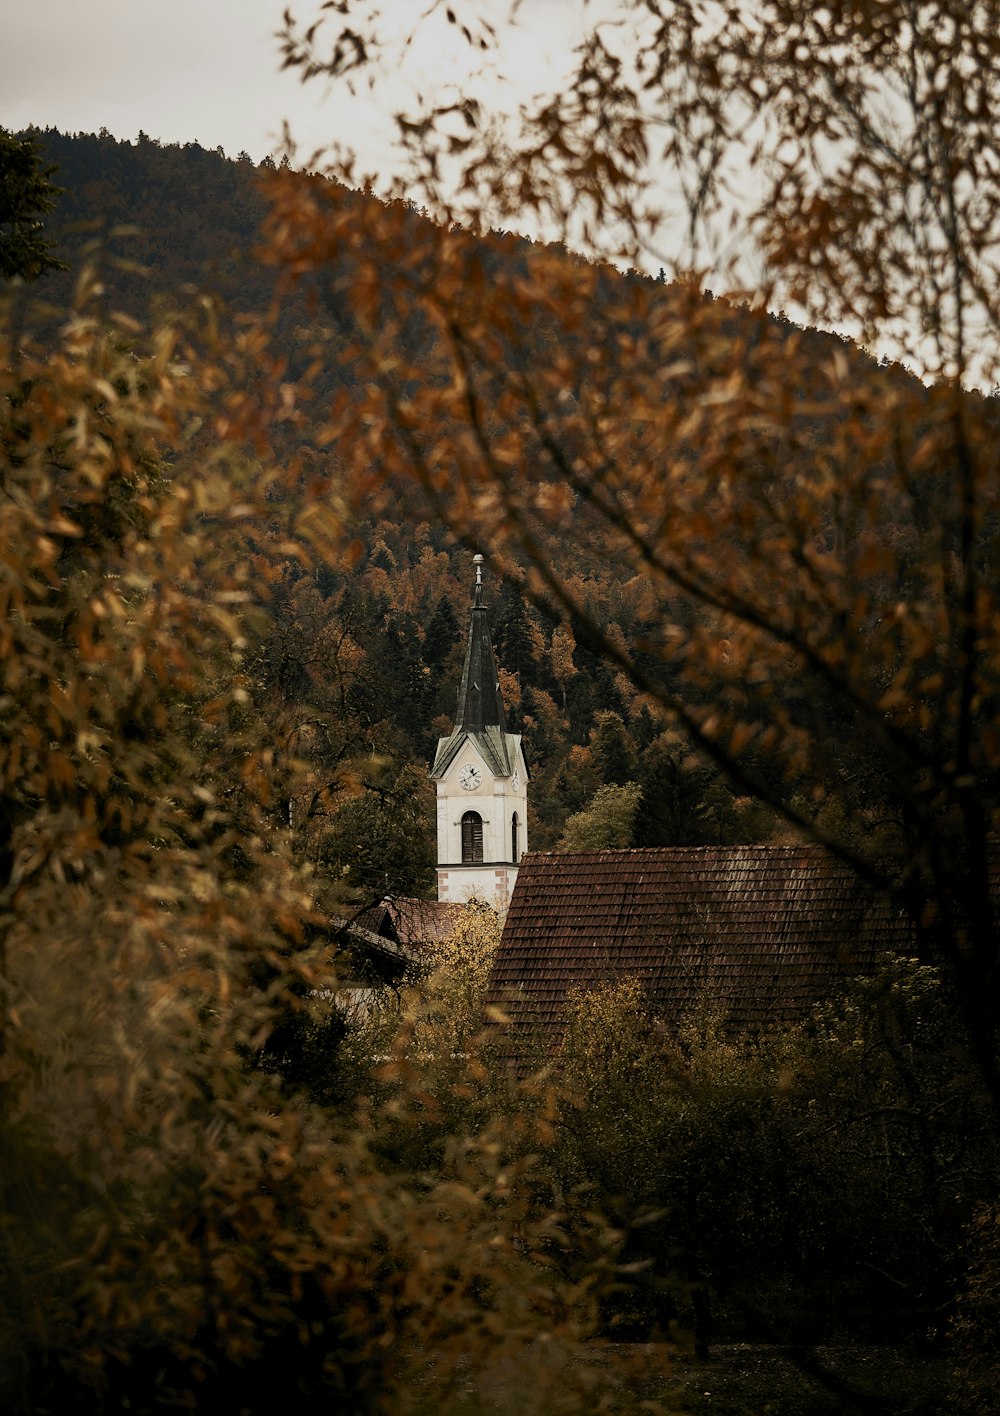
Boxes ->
[0,127,66,281]
[492,579,536,682]
[423,593,460,669]
[589,710,637,787]
[634,737,722,846]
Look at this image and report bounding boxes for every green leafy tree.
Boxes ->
[320,765,436,902]
[558,782,642,851]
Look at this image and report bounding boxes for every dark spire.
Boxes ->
[454,554,507,733]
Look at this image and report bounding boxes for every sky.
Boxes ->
[0,1,837,349]
[0,0,732,281]
[0,1,603,174]
[1,4,984,383]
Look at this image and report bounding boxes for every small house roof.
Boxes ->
[372,896,470,948]
[332,896,470,984]
[488,845,914,1048]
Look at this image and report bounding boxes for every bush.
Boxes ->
[544,962,999,1346]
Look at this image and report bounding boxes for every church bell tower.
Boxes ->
[430,555,529,908]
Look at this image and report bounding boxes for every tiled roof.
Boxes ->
[379,896,470,947]
[489,845,913,1047]
[345,896,471,948]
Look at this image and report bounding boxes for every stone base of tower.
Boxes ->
[437,863,518,911]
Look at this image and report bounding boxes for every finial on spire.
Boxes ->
[473,553,484,607]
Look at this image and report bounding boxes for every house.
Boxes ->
[488,844,915,1055]
[333,895,469,986]
[350,895,469,951]
[430,554,529,908]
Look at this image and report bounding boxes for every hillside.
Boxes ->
[38,128,272,315]
[17,128,979,872]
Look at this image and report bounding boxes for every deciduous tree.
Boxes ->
[558,782,642,851]
[275,0,1000,1111]
[0,276,616,1414]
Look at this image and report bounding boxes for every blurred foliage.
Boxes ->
[0,279,629,1415]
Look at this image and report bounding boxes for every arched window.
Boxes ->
[511,811,520,863]
[461,811,483,863]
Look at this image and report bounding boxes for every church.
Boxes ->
[426,558,951,1056]
[430,555,529,909]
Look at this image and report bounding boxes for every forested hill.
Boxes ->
[35,126,884,380]
[37,128,273,316]
[19,129,928,879]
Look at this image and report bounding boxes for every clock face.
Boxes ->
[458,763,482,791]
[511,771,520,790]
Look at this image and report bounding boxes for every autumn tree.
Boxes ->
[275,0,1000,1111]
[340,900,511,1153]
[549,621,577,711]
[0,272,623,1413]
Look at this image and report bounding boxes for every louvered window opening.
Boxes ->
[511,812,520,863]
[462,811,484,863]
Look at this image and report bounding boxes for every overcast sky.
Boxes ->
[0,1,604,175]
[1,3,968,379]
